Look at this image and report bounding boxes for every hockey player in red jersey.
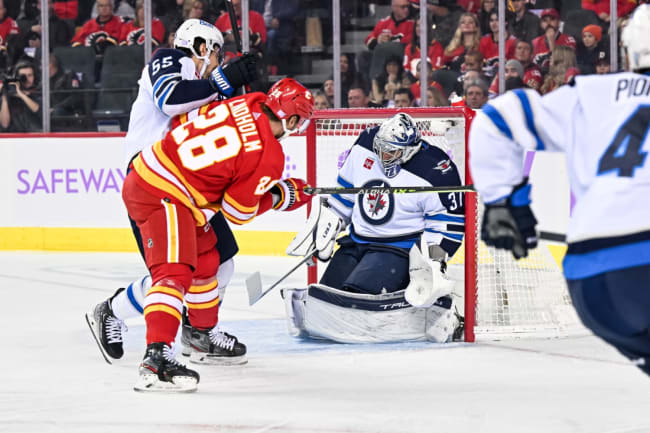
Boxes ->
[125,78,313,392]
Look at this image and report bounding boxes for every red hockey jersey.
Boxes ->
[119,18,165,46]
[532,32,576,70]
[403,42,444,72]
[72,15,124,46]
[365,15,414,48]
[132,93,285,227]
[0,16,19,48]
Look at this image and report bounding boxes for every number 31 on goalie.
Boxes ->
[447,192,463,211]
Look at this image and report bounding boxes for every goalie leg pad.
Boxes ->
[425,296,460,343]
[405,242,455,308]
[340,244,410,295]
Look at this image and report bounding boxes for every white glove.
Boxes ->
[404,242,454,308]
[286,198,346,261]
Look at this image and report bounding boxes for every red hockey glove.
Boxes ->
[271,178,310,212]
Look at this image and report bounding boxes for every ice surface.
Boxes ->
[0,252,649,433]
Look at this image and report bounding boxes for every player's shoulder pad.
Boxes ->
[403,141,462,186]
[353,126,379,152]
[148,48,185,82]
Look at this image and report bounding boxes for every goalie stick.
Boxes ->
[303,185,475,195]
[246,248,317,306]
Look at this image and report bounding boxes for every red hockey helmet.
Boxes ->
[265,78,314,138]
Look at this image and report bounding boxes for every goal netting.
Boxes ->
[305,108,583,342]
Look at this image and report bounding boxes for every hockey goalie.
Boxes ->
[283,113,466,344]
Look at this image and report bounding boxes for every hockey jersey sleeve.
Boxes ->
[149,49,222,117]
[468,87,579,204]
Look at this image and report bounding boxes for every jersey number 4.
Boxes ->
[598,106,649,177]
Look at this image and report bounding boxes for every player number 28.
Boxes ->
[172,104,242,171]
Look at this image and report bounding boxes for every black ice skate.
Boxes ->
[134,342,200,393]
[186,326,247,366]
[85,288,127,364]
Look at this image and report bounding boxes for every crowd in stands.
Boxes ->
[0,0,644,132]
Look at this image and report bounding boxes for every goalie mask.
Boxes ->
[373,113,422,177]
[174,19,224,77]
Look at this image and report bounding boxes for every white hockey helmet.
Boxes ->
[621,4,650,72]
[373,113,422,177]
[174,19,224,72]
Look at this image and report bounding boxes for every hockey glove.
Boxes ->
[405,241,454,308]
[481,179,538,260]
[210,52,258,97]
[286,198,346,262]
[271,178,310,212]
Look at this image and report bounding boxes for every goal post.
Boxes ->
[304,107,582,342]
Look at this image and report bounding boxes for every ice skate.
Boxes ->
[134,343,199,393]
[187,324,247,365]
[85,288,127,364]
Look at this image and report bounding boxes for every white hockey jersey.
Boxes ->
[469,73,650,279]
[123,48,221,165]
[329,127,466,257]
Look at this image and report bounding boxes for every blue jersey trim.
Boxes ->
[157,82,176,110]
[563,239,650,279]
[425,214,465,223]
[350,232,417,249]
[483,104,512,140]
[127,282,144,314]
[425,228,464,241]
[513,89,545,151]
[153,73,179,96]
[337,175,353,188]
[331,193,354,208]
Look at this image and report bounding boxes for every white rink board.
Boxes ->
[0,135,569,234]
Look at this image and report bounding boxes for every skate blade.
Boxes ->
[189,352,248,366]
[85,312,113,365]
[133,374,198,393]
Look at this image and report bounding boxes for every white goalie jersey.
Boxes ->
[329,126,466,257]
[469,74,650,280]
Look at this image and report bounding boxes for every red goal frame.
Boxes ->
[304,107,478,342]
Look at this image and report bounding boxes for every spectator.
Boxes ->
[576,24,606,75]
[119,0,166,46]
[0,62,41,132]
[365,0,414,51]
[215,0,266,52]
[462,49,483,73]
[393,87,415,107]
[479,8,517,77]
[348,85,382,108]
[371,55,411,106]
[514,39,543,91]
[72,0,124,55]
[457,0,480,14]
[409,59,443,106]
[339,53,367,99]
[0,0,19,68]
[581,0,638,23]
[403,15,445,75]
[477,0,496,35]
[464,78,488,109]
[427,0,464,48]
[540,45,579,94]
[160,0,184,43]
[185,0,208,20]
[595,50,610,74]
[91,0,134,20]
[49,0,79,21]
[505,75,525,90]
[531,8,576,74]
[511,0,541,43]
[426,84,450,106]
[313,90,331,110]
[49,53,84,124]
[321,78,335,107]
[266,0,299,75]
[443,12,481,72]
[488,58,524,95]
[17,0,74,52]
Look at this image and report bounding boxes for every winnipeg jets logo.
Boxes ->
[434,159,452,173]
[358,180,394,225]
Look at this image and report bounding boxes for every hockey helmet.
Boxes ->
[373,113,422,177]
[174,19,224,74]
[622,4,650,72]
[265,78,314,140]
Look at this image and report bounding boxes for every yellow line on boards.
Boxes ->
[0,227,297,256]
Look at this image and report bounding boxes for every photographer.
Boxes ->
[0,62,42,132]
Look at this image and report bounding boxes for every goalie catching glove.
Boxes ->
[210,52,257,96]
[404,241,454,308]
[286,198,346,261]
[482,179,538,260]
[270,178,310,212]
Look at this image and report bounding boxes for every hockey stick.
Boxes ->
[303,185,475,195]
[245,248,317,306]
[225,0,246,95]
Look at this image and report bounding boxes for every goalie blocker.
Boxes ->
[282,285,463,344]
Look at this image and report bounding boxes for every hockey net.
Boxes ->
[305,108,583,342]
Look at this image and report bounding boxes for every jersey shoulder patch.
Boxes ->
[403,141,462,186]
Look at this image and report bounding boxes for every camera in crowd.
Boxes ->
[2,73,29,95]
